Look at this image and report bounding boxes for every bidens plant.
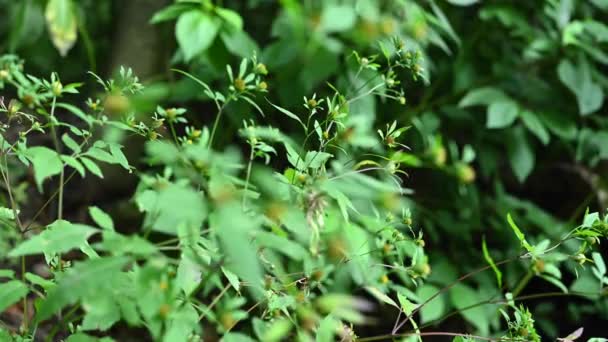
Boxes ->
[0,39,606,342]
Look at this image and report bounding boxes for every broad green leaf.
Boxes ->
[558,58,604,115]
[507,126,535,183]
[9,220,98,257]
[176,10,221,61]
[25,272,55,289]
[0,207,16,221]
[458,87,507,107]
[62,155,85,178]
[162,303,199,342]
[592,252,606,275]
[37,256,130,322]
[320,5,356,33]
[89,206,115,231]
[416,284,445,323]
[150,2,200,24]
[520,110,550,145]
[316,315,340,342]
[45,0,77,56]
[450,284,489,335]
[0,280,28,313]
[255,231,308,260]
[0,269,15,279]
[221,29,259,58]
[212,202,263,299]
[176,252,202,296]
[447,0,479,6]
[487,100,519,129]
[136,183,207,235]
[81,295,120,331]
[23,146,63,191]
[215,7,243,30]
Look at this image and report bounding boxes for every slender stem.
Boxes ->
[21,255,27,331]
[208,102,228,150]
[392,256,521,334]
[168,121,179,145]
[512,267,534,298]
[359,331,515,342]
[48,96,64,220]
[198,283,231,321]
[242,144,254,209]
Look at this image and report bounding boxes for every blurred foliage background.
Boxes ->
[1,0,608,340]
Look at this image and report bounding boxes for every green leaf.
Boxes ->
[268,101,307,131]
[520,110,550,145]
[507,126,535,183]
[176,252,202,296]
[365,286,399,308]
[136,183,207,235]
[56,102,93,125]
[459,87,507,107]
[81,157,103,178]
[37,256,130,322]
[215,7,243,30]
[45,0,77,56]
[482,238,502,288]
[150,2,200,24]
[221,29,259,58]
[176,10,221,61]
[450,284,489,335]
[0,280,28,313]
[25,272,55,289]
[89,206,115,231]
[62,133,81,153]
[9,220,98,257]
[23,146,63,191]
[558,58,604,115]
[487,99,519,129]
[0,269,15,279]
[592,252,606,275]
[447,0,479,6]
[507,213,533,252]
[212,202,263,299]
[62,155,85,177]
[0,207,16,221]
[320,5,356,33]
[416,284,445,323]
[255,231,308,260]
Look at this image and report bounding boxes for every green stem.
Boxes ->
[168,121,179,145]
[48,96,64,220]
[242,145,255,209]
[208,102,228,150]
[512,267,534,298]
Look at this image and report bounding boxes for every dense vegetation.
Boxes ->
[0,0,607,341]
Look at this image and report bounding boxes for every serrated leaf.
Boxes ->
[9,220,98,257]
[0,280,29,313]
[23,146,63,191]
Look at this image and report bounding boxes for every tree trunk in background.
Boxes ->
[109,0,172,78]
